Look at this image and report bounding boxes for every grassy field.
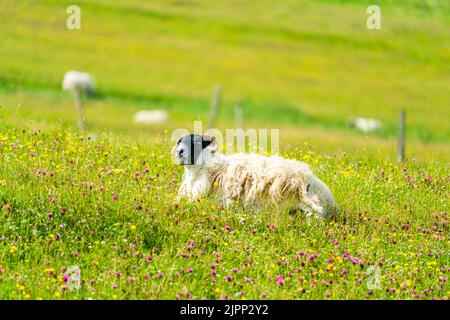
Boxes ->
[0,0,449,299]
[0,123,448,299]
[0,0,449,153]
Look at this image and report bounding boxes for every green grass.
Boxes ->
[0,123,448,299]
[0,0,449,300]
[0,0,449,150]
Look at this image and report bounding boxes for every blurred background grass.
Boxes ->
[0,0,449,159]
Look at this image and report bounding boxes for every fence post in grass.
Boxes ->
[397,110,406,163]
[207,85,222,129]
[235,101,244,130]
[73,89,85,133]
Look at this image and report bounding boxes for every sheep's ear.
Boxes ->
[209,138,218,153]
[202,135,215,142]
[202,135,217,152]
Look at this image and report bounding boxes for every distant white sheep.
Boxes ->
[133,110,169,125]
[349,117,381,133]
[62,71,95,93]
[62,71,95,133]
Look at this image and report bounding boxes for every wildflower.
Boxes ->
[60,209,66,215]
[130,225,136,231]
[47,212,53,218]
[244,277,250,283]
[325,291,331,297]
[187,268,193,273]
[232,268,239,273]
[49,197,55,203]
[10,245,17,254]
[145,255,152,262]
[439,277,447,283]
[112,194,119,200]
[55,233,60,240]
[156,272,163,279]
[309,253,319,261]
[211,270,217,276]
[45,268,55,275]
[224,224,231,232]
[276,275,284,286]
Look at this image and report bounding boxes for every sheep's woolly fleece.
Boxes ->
[178,152,336,218]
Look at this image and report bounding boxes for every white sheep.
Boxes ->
[173,134,337,218]
[349,117,381,133]
[133,110,169,125]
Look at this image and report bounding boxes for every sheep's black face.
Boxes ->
[172,134,215,165]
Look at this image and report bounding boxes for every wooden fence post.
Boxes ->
[207,85,222,129]
[73,89,85,134]
[235,101,244,130]
[397,110,406,163]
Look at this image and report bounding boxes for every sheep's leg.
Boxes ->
[219,192,236,208]
[299,196,324,218]
[175,181,189,202]
[189,175,212,201]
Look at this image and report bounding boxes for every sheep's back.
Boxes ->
[220,153,313,204]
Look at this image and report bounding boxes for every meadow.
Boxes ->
[0,123,448,299]
[0,0,449,299]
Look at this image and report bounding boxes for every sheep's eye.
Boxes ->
[177,138,182,144]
